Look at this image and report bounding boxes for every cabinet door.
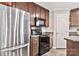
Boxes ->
[31,37,39,56]
[77,11,79,26]
[67,40,79,56]
[45,10,49,27]
[70,11,79,26]
[74,42,79,56]
[15,2,29,12]
[40,7,46,19]
[36,5,41,18]
[0,2,15,7]
[67,40,76,56]
[29,2,36,26]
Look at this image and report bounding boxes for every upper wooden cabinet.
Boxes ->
[40,7,46,19]
[28,2,36,26]
[35,5,41,18]
[45,10,49,27]
[15,2,29,12]
[35,5,49,27]
[0,2,15,7]
[70,8,79,27]
[28,3,49,27]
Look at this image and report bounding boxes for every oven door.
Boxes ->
[39,36,50,56]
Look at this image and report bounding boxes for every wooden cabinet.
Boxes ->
[31,37,39,56]
[34,3,49,27]
[70,9,79,27]
[74,42,79,56]
[35,5,49,27]
[15,2,29,12]
[40,7,46,19]
[28,2,36,26]
[35,5,41,18]
[45,10,49,27]
[66,39,79,56]
[0,2,15,7]
[66,40,74,56]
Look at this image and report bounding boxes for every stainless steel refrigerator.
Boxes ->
[0,4,30,56]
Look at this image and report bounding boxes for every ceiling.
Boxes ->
[35,2,79,11]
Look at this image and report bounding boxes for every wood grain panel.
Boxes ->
[15,2,29,12]
[31,37,39,56]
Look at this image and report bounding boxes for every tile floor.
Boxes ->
[43,48,66,56]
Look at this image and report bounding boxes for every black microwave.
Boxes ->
[35,17,45,27]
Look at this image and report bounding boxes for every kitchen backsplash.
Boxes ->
[42,27,53,32]
[69,27,79,32]
[69,27,79,36]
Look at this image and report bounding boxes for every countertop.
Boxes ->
[31,35,49,37]
[64,36,79,42]
[31,35,40,37]
[31,32,53,37]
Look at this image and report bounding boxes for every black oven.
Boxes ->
[39,36,50,56]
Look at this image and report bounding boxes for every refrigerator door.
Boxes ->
[0,5,7,56]
[0,5,8,49]
[0,5,30,56]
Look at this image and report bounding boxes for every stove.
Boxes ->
[39,36,50,56]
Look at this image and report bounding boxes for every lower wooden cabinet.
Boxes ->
[67,40,74,56]
[30,37,39,56]
[66,39,79,56]
[74,42,79,56]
